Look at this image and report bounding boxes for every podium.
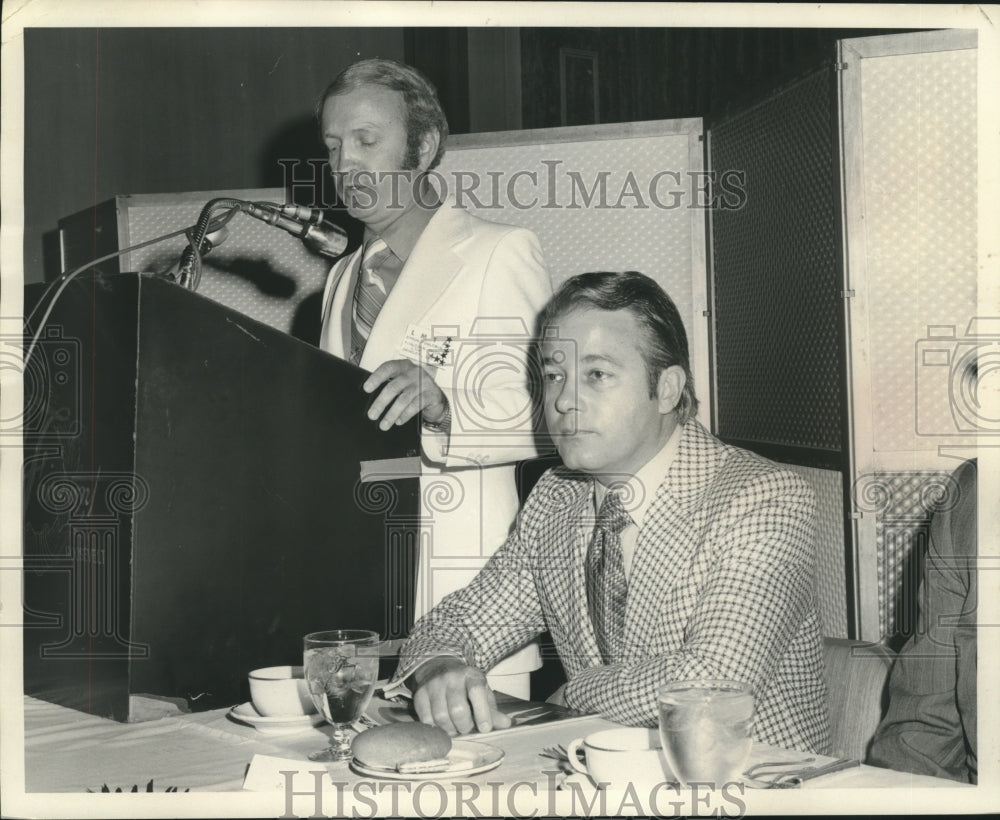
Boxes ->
[22,272,420,720]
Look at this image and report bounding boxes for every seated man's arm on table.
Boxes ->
[391,519,549,735]
[563,469,818,728]
[407,656,508,735]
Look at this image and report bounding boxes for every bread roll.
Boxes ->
[351,723,452,769]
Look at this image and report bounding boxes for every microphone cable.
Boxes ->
[22,208,238,368]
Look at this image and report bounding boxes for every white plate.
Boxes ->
[351,740,505,780]
[228,701,325,734]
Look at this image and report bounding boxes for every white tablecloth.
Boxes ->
[17,695,972,816]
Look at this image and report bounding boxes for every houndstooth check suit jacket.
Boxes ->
[396,419,832,753]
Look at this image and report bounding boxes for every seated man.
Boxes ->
[867,459,978,783]
[391,271,831,754]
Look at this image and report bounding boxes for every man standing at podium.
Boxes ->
[315,59,551,696]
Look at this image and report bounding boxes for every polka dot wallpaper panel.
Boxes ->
[438,125,706,359]
[859,48,978,453]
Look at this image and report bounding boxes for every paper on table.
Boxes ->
[243,754,338,792]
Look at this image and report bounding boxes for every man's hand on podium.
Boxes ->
[363,359,449,432]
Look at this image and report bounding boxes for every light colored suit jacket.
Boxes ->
[319,202,552,658]
[398,420,832,753]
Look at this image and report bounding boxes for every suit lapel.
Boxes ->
[537,472,604,672]
[623,421,726,643]
[319,247,363,359]
[359,205,469,371]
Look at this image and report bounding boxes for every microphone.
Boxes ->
[173,197,350,291]
[243,202,349,259]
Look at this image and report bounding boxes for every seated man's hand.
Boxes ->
[409,657,512,736]
[364,359,448,431]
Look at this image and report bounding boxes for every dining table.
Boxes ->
[12,693,974,818]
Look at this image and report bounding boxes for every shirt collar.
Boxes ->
[364,190,440,263]
[593,422,683,529]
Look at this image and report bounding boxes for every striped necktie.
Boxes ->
[586,490,631,664]
[349,238,392,365]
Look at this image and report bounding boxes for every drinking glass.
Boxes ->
[303,629,380,762]
[657,679,755,785]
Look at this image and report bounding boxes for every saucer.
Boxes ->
[351,740,504,780]
[228,701,325,734]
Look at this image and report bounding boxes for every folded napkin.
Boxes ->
[243,754,340,792]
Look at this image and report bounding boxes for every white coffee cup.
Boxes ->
[566,727,671,790]
[248,665,317,717]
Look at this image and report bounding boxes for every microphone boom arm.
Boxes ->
[175,198,349,290]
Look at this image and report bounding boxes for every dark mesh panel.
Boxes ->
[709,67,843,457]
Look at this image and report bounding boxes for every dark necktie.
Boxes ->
[349,238,392,365]
[586,490,631,664]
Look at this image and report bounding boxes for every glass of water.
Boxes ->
[657,679,755,785]
[303,629,380,762]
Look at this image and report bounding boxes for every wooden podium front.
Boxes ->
[22,272,420,720]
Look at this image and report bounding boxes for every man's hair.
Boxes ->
[315,58,449,170]
[538,271,699,424]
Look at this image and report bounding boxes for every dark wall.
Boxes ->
[23,27,406,284]
[404,28,470,135]
[520,27,915,129]
[24,26,917,285]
